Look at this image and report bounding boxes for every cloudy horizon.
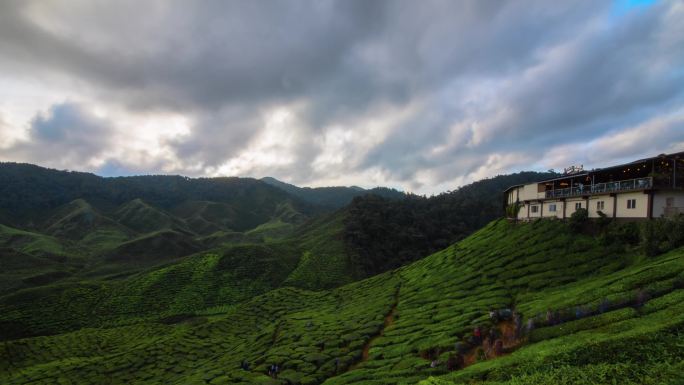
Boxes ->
[1,0,683,194]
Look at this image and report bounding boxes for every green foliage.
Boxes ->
[2,219,684,384]
[2,163,684,385]
[640,214,684,257]
[344,172,556,276]
[568,208,588,233]
[0,162,317,231]
[505,204,521,219]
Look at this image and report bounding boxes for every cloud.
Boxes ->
[1,103,116,168]
[0,1,682,193]
[541,112,684,171]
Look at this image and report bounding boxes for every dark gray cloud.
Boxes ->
[0,0,682,193]
[2,103,116,168]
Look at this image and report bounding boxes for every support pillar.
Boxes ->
[562,199,566,220]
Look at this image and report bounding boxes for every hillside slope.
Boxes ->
[0,163,318,231]
[344,171,557,276]
[2,219,683,384]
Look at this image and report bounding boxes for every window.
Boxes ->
[627,199,637,209]
[531,205,539,213]
[575,202,582,210]
[666,197,674,207]
[597,201,605,211]
[549,204,557,212]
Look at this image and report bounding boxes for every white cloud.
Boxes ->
[0,1,682,194]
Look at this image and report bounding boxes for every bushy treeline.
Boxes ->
[343,172,556,276]
[640,215,684,256]
[571,208,684,257]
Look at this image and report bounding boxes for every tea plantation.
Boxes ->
[2,219,683,384]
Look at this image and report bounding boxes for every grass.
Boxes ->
[2,219,684,384]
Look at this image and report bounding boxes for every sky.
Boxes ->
[0,0,683,194]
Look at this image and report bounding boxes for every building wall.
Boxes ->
[517,202,529,220]
[653,191,684,217]
[507,188,522,205]
[528,202,542,219]
[565,197,586,217]
[542,200,564,219]
[519,183,540,201]
[615,192,648,218]
[588,195,613,218]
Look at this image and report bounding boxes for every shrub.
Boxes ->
[506,204,521,219]
[568,208,588,233]
[640,215,684,257]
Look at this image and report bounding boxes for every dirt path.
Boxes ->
[360,303,397,361]
[348,286,401,370]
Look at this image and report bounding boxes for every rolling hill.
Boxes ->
[10,163,676,385]
[1,218,683,384]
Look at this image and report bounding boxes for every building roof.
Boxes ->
[503,184,525,193]
[529,150,684,186]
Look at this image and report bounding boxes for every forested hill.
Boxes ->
[261,176,404,208]
[344,171,557,276]
[0,162,319,229]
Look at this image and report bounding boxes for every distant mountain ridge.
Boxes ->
[0,162,319,230]
[261,176,404,208]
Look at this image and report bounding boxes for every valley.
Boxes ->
[1,163,682,384]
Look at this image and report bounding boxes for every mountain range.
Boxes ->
[3,162,682,384]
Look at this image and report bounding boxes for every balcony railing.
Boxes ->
[545,177,652,199]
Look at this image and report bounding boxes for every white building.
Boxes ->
[504,152,684,221]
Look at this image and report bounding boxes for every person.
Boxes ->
[446,354,458,371]
[455,341,468,355]
[635,288,649,308]
[526,318,535,335]
[575,306,583,320]
[494,339,504,356]
[488,328,499,347]
[269,364,279,379]
[430,359,439,368]
[489,309,499,322]
[546,310,554,326]
[499,308,513,321]
[473,327,482,345]
[240,360,249,371]
[334,357,340,374]
[455,353,465,369]
[513,312,522,339]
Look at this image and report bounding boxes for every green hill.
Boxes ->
[42,199,133,242]
[0,163,318,232]
[343,171,557,276]
[261,176,405,209]
[0,224,81,295]
[2,218,684,384]
[113,198,191,234]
